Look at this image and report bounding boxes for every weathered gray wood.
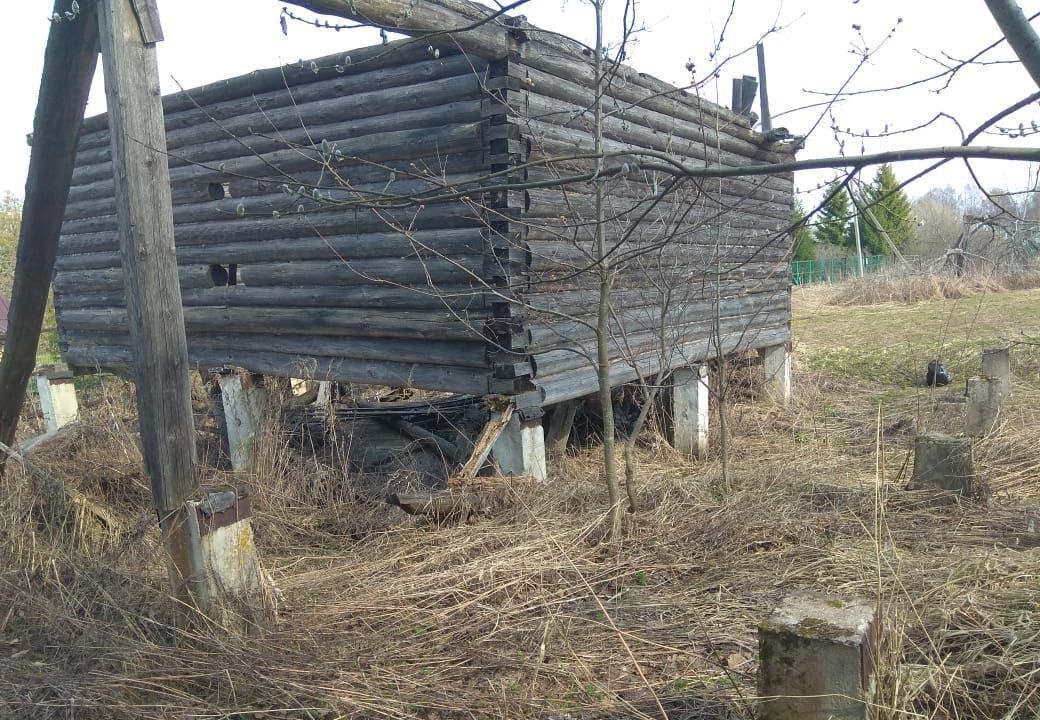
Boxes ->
[520,65,781,162]
[98,0,197,545]
[79,40,463,136]
[0,0,100,466]
[284,0,522,60]
[57,228,487,270]
[61,306,487,341]
[64,345,494,395]
[59,330,489,369]
[75,53,482,162]
[532,311,791,379]
[73,92,486,187]
[56,284,487,311]
[69,107,485,211]
[521,38,761,141]
[60,199,486,256]
[535,326,791,406]
[374,416,467,463]
[545,399,579,454]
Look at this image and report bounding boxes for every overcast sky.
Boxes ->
[2,0,1039,206]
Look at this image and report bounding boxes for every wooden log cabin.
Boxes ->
[54,13,798,472]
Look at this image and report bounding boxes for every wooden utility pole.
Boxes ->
[0,1,100,469]
[97,0,200,606]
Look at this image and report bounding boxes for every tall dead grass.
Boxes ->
[0,372,1038,719]
[826,267,1040,306]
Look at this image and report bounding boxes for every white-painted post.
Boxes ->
[185,486,274,630]
[672,365,710,458]
[492,412,547,482]
[219,373,267,472]
[981,346,1012,398]
[35,370,78,434]
[315,381,333,408]
[761,343,792,404]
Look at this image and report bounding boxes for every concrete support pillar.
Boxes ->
[908,432,976,496]
[35,369,78,434]
[760,343,792,404]
[184,485,273,630]
[981,346,1012,398]
[315,381,333,408]
[493,411,547,482]
[965,376,1002,437]
[671,365,710,458]
[758,593,878,720]
[218,373,267,472]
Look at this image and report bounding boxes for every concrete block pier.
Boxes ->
[758,593,878,720]
[909,432,976,496]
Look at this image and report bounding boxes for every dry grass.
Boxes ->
[1,294,1040,719]
[823,267,1040,307]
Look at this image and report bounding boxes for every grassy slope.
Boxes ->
[794,286,1040,386]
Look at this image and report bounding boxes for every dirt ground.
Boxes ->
[1,282,1039,719]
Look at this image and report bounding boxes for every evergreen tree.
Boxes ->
[791,199,816,262]
[814,181,853,248]
[855,164,916,255]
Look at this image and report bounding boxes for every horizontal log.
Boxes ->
[59,197,487,255]
[60,306,489,342]
[66,165,488,225]
[534,325,792,406]
[76,52,481,162]
[525,121,794,204]
[530,306,791,377]
[524,92,761,173]
[74,82,486,187]
[54,284,488,311]
[59,330,490,369]
[519,64,782,163]
[57,228,488,271]
[64,346,494,395]
[523,164,794,217]
[520,39,771,146]
[529,294,790,353]
[71,108,486,195]
[78,40,465,136]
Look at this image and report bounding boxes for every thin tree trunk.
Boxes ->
[0,2,100,472]
[591,0,621,536]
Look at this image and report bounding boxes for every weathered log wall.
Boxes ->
[502,46,797,405]
[55,41,501,395]
[54,32,796,406]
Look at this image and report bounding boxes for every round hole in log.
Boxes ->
[207,183,225,201]
[208,264,229,287]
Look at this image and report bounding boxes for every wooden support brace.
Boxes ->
[545,399,579,455]
[451,401,513,482]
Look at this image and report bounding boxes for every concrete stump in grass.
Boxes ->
[965,377,1002,437]
[909,432,976,496]
[981,346,1012,398]
[758,594,878,720]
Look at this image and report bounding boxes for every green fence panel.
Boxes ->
[791,255,886,286]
